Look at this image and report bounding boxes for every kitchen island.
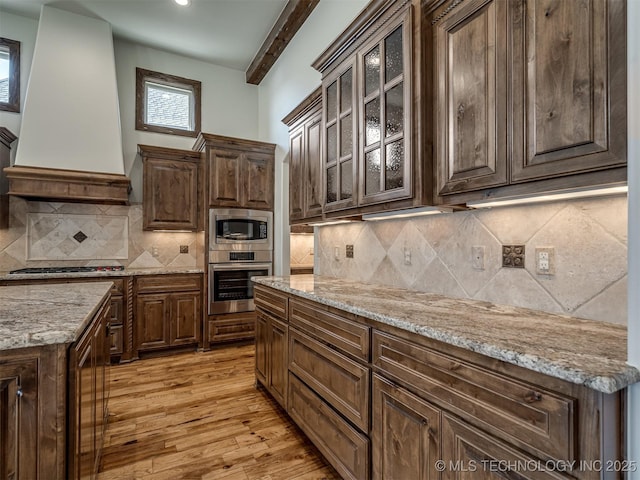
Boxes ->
[253,274,638,480]
[0,282,112,479]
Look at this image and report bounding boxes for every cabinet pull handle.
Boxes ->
[16,387,23,398]
[525,391,542,403]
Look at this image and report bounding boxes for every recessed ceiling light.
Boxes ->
[174,0,190,6]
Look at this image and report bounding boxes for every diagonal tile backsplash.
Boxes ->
[316,195,628,324]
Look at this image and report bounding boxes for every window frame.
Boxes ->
[0,37,21,113]
[135,67,201,138]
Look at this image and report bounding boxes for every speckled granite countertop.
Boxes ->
[253,275,639,394]
[0,282,112,351]
[0,267,204,281]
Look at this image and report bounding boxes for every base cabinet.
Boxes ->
[255,309,288,409]
[134,274,202,356]
[206,312,256,347]
[253,284,624,480]
[371,374,440,480]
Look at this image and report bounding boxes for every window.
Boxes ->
[136,68,201,137]
[0,37,20,113]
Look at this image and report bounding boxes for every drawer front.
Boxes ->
[110,296,124,324]
[372,331,576,461]
[208,313,256,343]
[136,274,201,293]
[110,324,124,355]
[289,298,370,362]
[254,285,288,320]
[289,328,369,432]
[288,373,369,480]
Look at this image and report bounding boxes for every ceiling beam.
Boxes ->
[245,0,319,85]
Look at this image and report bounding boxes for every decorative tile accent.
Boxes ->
[27,212,129,260]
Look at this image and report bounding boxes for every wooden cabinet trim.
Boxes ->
[254,285,289,320]
[135,274,201,294]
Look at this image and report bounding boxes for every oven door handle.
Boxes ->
[209,262,273,271]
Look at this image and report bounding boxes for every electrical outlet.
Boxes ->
[502,245,525,268]
[346,245,354,258]
[404,247,412,266]
[471,246,485,270]
[535,247,555,275]
[152,246,159,257]
[334,246,340,260]
[180,245,189,254]
[308,247,314,256]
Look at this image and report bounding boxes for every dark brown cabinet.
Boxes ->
[139,144,202,231]
[0,356,39,479]
[194,133,275,211]
[134,274,202,355]
[206,312,256,346]
[371,374,440,480]
[283,87,323,224]
[0,127,17,229]
[254,285,289,409]
[313,0,432,217]
[432,0,627,204]
[68,298,110,480]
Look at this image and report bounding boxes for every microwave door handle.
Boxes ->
[210,263,272,271]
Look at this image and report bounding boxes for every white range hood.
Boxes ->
[4,5,130,204]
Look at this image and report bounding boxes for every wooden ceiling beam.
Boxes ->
[245,0,319,85]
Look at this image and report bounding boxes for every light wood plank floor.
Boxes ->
[98,344,341,480]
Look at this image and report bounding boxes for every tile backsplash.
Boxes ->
[290,233,314,267]
[316,195,628,324]
[0,197,203,270]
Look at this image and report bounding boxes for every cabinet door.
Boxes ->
[136,294,171,350]
[72,331,96,480]
[255,310,269,386]
[304,111,323,219]
[0,358,38,480]
[244,152,274,210]
[442,414,566,480]
[289,124,305,222]
[143,158,199,231]
[170,292,201,346]
[359,13,413,205]
[323,61,358,213]
[269,316,288,409]
[510,0,626,182]
[208,149,242,207]
[372,374,441,480]
[434,0,509,195]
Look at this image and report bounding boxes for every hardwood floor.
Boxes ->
[98,344,341,480]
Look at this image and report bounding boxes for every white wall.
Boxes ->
[258,0,368,275]
[0,10,38,144]
[627,0,640,474]
[114,38,260,202]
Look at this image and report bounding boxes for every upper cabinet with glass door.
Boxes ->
[313,0,431,217]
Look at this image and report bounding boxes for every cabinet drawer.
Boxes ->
[110,324,124,355]
[288,373,369,480]
[289,298,369,362]
[289,328,369,432]
[110,296,123,324]
[208,313,256,343]
[372,331,576,461]
[254,285,288,320]
[136,274,201,293]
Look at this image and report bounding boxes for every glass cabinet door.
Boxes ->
[324,62,357,212]
[359,16,412,205]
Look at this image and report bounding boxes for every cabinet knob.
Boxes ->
[16,387,23,398]
[525,391,542,403]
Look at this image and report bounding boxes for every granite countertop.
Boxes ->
[0,282,112,351]
[0,266,204,281]
[253,275,640,394]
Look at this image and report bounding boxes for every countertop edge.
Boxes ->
[253,276,640,394]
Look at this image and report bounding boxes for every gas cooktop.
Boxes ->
[9,266,126,274]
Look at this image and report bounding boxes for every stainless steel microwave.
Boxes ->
[209,208,273,253]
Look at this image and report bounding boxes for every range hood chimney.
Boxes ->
[4,6,130,204]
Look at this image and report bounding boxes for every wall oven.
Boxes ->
[208,208,273,315]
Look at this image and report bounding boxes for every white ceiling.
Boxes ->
[0,0,289,71]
